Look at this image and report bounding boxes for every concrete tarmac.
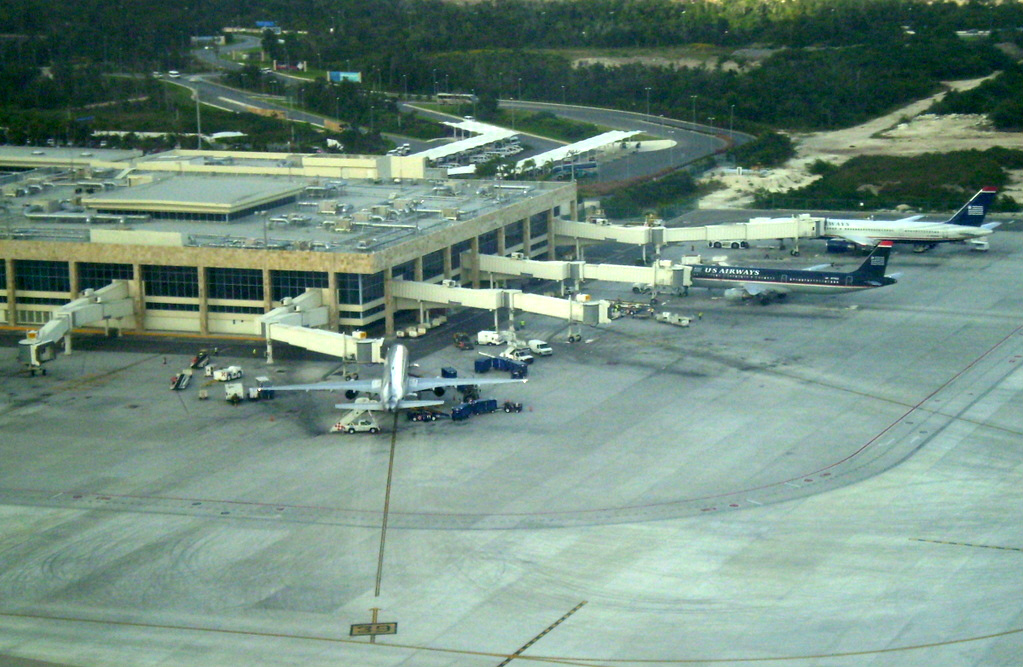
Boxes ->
[1,234,1021,666]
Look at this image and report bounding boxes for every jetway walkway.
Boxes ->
[258,289,383,364]
[390,279,611,330]
[469,253,693,293]
[552,215,823,257]
[18,280,134,374]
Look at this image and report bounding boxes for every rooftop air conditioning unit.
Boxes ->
[510,252,525,260]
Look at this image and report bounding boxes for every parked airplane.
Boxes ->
[821,187,998,252]
[691,240,896,303]
[270,343,525,412]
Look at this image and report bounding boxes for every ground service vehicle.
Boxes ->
[501,347,535,364]
[528,339,552,356]
[477,330,505,345]
[213,366,243,381]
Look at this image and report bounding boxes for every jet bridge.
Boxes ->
[552,215,823,256]
[469,253,692,294]
[389,279,610,330]
[258,289,383,364]
[18,280,134,374]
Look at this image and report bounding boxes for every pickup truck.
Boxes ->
[500,346,534,364]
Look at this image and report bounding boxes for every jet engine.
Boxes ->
[345,389,358,399]
[432,387,446,397]
[826,239,858,253]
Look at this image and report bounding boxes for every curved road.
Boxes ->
[186,44,741,182]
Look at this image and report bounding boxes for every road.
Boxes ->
[184,43,740,183]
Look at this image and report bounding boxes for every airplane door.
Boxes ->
[845,276,854,285]
[780,275,787,283]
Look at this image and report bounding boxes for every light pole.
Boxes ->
[644,87,651,117]
[561,85,566,105]
[690,95,697,126]
[432,69,438,97]
[729,104,735,137]
[517,77,522,101]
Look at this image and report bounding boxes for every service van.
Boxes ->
[527,339,553,356]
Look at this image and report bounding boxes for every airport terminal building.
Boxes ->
[0,147,577,336]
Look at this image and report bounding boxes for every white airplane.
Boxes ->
[820,187,999,252]
[269,343,525,412]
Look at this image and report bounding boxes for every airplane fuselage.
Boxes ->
[689,264,886,295]
[822,219,991,244]
[380,343,411,411]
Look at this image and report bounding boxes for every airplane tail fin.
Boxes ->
[853,240,893,284]
[945,187,997,227]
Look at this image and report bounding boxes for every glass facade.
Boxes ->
[531,212,549,238]
[271,270,328,301]
[505,220,524,249]
[337,271,385,306]
[14,260,70,292]
[451,240,472,270]
[422,249,445,280]
[392,260,416,281]
[142,265,199,298]
[207,267,263,301]
[79,262,134,291]
[479,230,498,254]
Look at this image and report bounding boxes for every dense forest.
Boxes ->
[2,0,1020,131]
[3,0,1023,209]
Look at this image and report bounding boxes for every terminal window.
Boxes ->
[337,271,384,306]
[14,260,71,293]
[450,240,472,270]
[422,250,445,280]
[142,265,199,298]
[479,230,498,255]
[79,262,133,291]
[207,267,263,301]
[271,270,328,301]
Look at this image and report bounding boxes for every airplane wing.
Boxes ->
[832,232,875,247]
[408,376,527,393]
[741,283,788,297]
[333,399,446,411]
[271,378,381,392]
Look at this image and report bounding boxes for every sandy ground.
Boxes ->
[699,75,1023,208]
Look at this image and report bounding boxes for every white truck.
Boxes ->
[476,330,505,345]
[655,312,691,327]
[224,381,245,403]
[500,346,535,364]
[213,365,243,382]
[527,339,553,356]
